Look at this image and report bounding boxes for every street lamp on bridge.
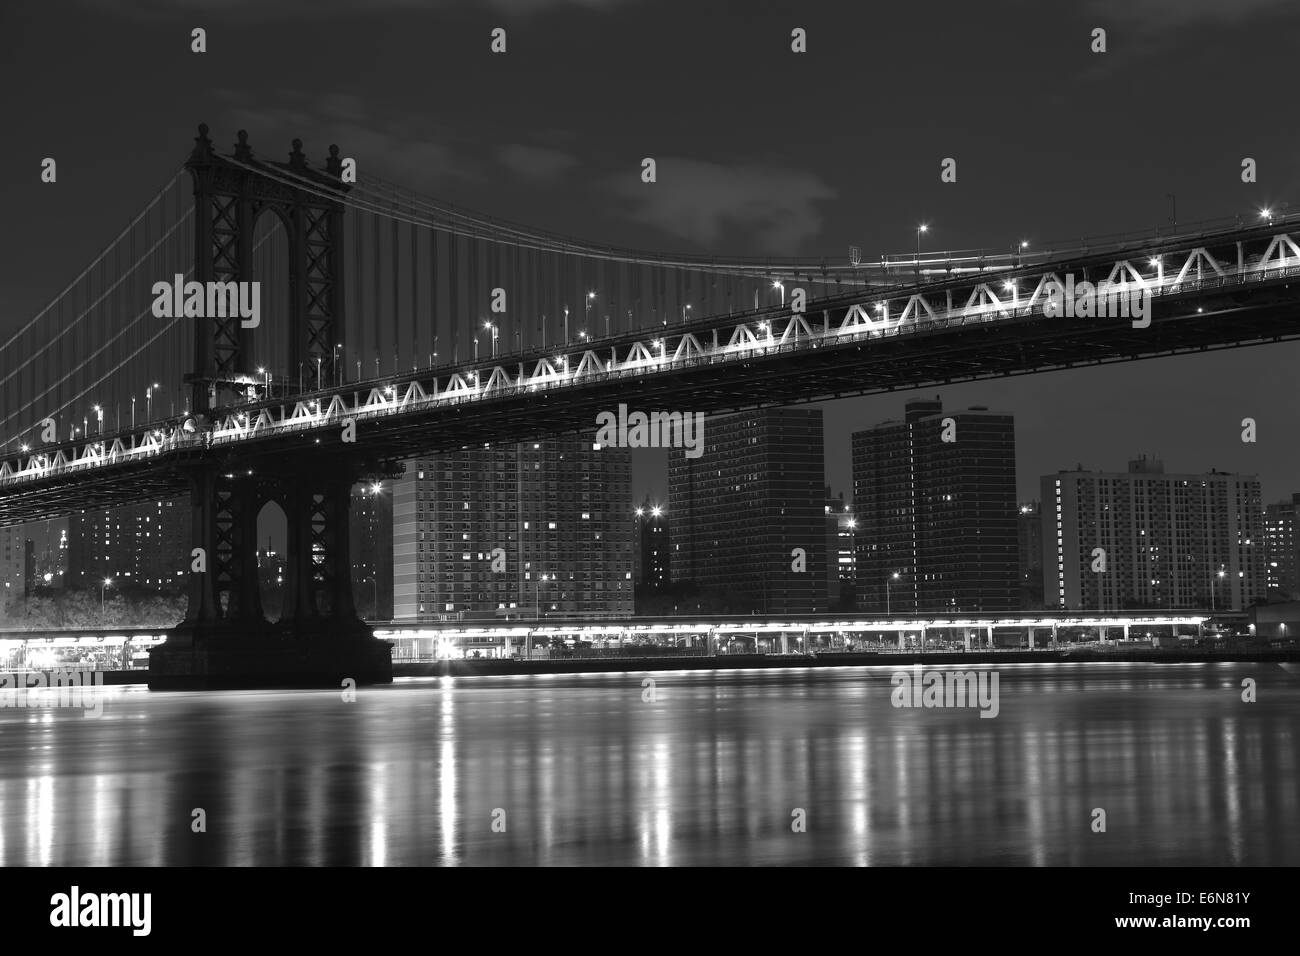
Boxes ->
[916,224,929,281]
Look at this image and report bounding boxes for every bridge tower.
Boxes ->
[148,125,394,689]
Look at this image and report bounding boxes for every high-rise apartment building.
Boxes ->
[0,526,30,604]
[824,490,854,607]
[393,438,633,620]
[1263,494,1300,600]
[668,407,826,614]
[1018,501,1043,609]
[1042,457,1264,611]
[66,498,189,592]
[633,497,670,590]
[852,398,1018,613]
[352,482,394,619]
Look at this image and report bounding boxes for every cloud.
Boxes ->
[1083,0,1298,31]
[607,158,836,255]
[497,144,581,182]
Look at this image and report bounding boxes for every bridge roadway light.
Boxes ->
[1260,208,1272,219]
[916,224,928,281]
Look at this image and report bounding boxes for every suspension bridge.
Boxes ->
[2,124,1298,687]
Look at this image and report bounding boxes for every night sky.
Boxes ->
[2,0,1299,510]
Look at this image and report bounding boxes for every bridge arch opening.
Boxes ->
[256,498,287,622]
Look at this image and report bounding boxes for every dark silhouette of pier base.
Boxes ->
[149,620,392,690]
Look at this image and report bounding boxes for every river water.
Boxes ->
[1,662,1296,866]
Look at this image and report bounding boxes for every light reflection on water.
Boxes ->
[0,663,1296,866]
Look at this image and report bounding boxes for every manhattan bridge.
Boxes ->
[1,124,1297,687]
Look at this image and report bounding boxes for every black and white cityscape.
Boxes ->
[0,0,1297,916]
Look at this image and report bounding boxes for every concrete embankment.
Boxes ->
[396,647,1300,678]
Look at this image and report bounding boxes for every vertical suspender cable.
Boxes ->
[372,213,381,380]
[391,211,399,375]
[429,226,438,368]
[449,234,459,364]
[410,222,419,371]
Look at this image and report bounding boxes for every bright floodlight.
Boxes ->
[918,224,928,233]
[1020,240,1028,249]
[1149,258,1159,266]
[103,577,112,586]
[1003,280,1015,291]
[587,291,595,299]
[651,506,662,517]
[635,507,644,517]
[892,572,900,580]
[1260,208,1271,218]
